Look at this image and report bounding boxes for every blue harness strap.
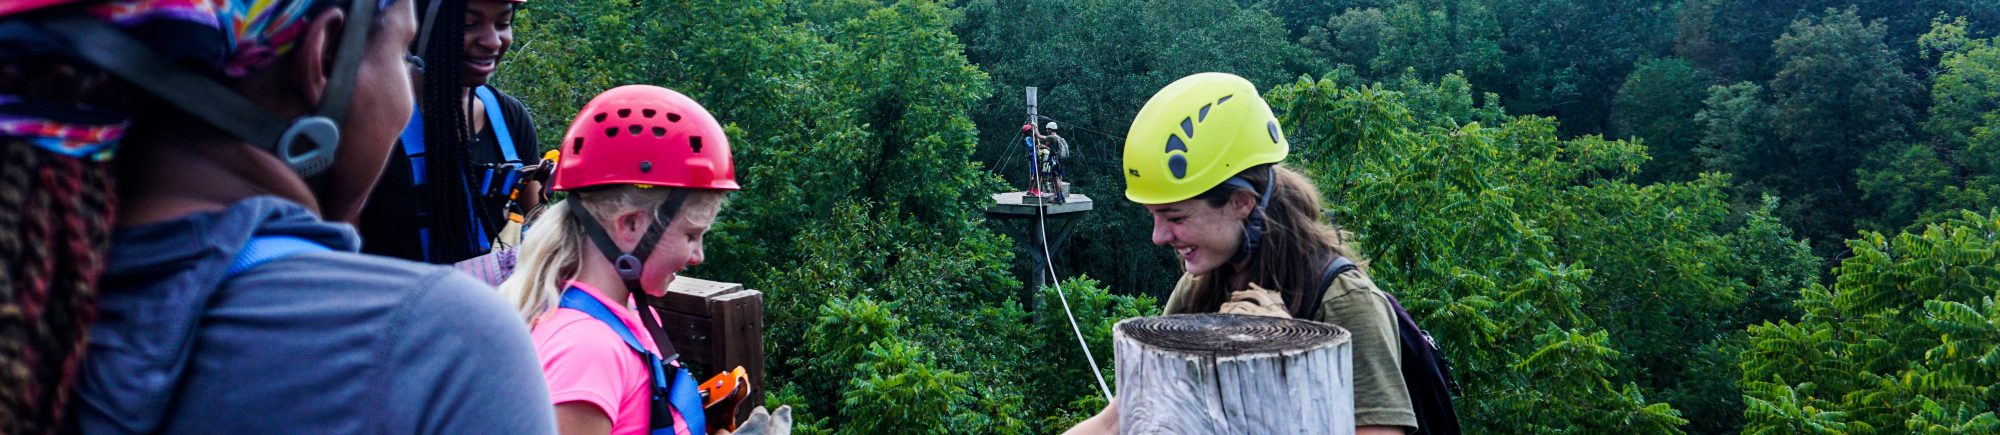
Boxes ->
[399,107,428,186]
[395,87,532,260]
[558,287,708,433]
[474,86,521,197]
[475,86,520,163]
[226,235,332,278]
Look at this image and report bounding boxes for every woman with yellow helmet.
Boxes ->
[1065,73,1417,434]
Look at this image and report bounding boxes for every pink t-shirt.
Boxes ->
[531,281,692,435]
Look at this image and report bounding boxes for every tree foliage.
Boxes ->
[1613,57,1711,182]
[488,1,2000,432]
[1270,73,1823,433]
[1741,210,2000,434]
[1859,17,2000,234]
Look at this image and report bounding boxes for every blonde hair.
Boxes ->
[497,186,723,325]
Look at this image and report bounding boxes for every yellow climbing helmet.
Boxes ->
[1122,72,1288,204]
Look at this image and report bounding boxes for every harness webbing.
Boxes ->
[396,86,526,261]
[558,287,707,433]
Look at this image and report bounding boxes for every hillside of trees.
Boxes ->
[497,1,1999,433]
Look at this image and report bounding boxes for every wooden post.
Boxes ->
[651,277,765,428]
[1114,314,1353,434]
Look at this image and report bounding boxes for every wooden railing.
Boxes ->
[653,277,765,426]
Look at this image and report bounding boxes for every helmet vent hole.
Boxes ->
[1199,104,1212,122]
[1180,118,1194,138]
[629,125,643,135]
[618,109,632,118]
[667,113,682,122]
[1168,154,1188,179]
[594,113,608,122]
[572,137,584,154]
[1267,121,1280,143]
[652,127,667,137]
[643,109,657,118]
[1165,135,1188,153]
[690,136,704,153]
[1218,95,1234,105]
[604,127,619,137]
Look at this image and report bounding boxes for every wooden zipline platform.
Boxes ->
[984,191,1094,217]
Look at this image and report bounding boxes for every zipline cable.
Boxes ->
[1037,180,1112,400]
[1038,115,1125,142]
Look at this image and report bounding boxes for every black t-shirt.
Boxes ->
[360,86,538,264]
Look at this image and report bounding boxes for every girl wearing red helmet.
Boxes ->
[498,85,737,435]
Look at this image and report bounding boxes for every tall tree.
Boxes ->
[1858,16,2000,233]
[1487,0,1679,133]
[1372,0,1505,87]
[1766,7,1921,252]
[1613,57,1712,181]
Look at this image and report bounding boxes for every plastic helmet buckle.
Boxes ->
[278,116,340,177]
[614,254,644,280]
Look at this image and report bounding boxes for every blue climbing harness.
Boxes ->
[558,287,708,434]
[396,85,525,262]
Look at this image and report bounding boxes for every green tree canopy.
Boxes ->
[1741,209,2000,434]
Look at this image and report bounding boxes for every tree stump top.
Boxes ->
[1118,313,1350,355]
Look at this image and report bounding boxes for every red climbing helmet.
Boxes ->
[551,85,738,192]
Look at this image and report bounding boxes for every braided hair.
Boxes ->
[0,63,120,435]
[417,0,476,262]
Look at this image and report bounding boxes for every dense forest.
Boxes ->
[496,1,2000,433]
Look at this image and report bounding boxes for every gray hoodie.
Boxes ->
[68,196,556,433]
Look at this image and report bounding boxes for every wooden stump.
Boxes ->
[1115,314,1353,435]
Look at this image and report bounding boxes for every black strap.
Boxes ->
[414,0,445,57]
[565,190,689,360]
[1296,254,1357,320]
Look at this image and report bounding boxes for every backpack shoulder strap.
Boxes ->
[473,85,519,163]
[398,105,428,185]
[227,235,332,278]
[1297,255,1358,320]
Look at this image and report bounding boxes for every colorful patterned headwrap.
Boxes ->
[0,0,398,160]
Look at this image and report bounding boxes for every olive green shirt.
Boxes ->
[1162,271,1419,431]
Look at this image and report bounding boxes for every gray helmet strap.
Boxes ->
[34,0,379,177]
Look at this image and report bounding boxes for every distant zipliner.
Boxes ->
[1019,86,1074,204]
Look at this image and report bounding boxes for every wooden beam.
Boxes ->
[1114,314,1353,434]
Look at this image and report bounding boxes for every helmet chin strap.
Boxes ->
[36,0,378,178]
[1225,166,1278,265]
[568,190,689,359]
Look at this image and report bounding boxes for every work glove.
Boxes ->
[1218,283,1290,318]
[721,406,792,435]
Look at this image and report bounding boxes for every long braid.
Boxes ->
[0,55,121,434]
[419,0,474,262]
[0,138,116,435]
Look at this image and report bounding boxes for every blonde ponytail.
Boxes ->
[498,200,589,325]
